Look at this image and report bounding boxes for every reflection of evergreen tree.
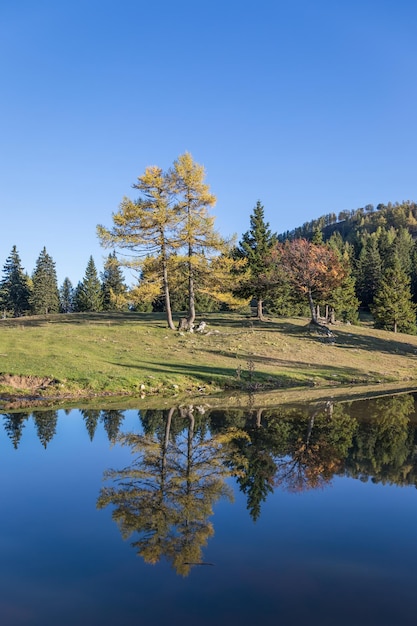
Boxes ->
[226,408,288,522]
[346,394,415,484]
[2,412,30,449]
[101,410,124,442]
[32,411,58,448]
[81,410,101,441]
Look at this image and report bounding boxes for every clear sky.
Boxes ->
[2,0,417,285]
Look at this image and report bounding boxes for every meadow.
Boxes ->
[1,312,417,407]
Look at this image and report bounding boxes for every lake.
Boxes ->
[2,392,417,625]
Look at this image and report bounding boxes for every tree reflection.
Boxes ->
[2,412,30,449]
[97,405,241,576]
[101,410,125,442]
[32,410,58,448]
[81,409,101,441]
[220,408,290,522]
[346,394,417,485]
[274,402,357,492]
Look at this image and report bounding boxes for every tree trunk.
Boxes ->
[187,249,196,326]
[255,408,263,428]
[256,299,264,321]
[162,254,175,330]
[307,289,318,323]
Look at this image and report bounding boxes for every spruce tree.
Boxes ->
[325,242,359,323]
[59,277,74,313]
[101,251,127,311]
[356,234,382,307]
[235,201,276,320]
[74,256,103,312]
[30,247,59,315]
[371,258,416,333]
[0,246,31,317]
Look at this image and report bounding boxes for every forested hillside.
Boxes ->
[273,200,417,332]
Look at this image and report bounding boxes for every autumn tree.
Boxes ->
[171,152,228,327]
[97,165,179,329]
[279,239,346,325]
[234,201,276,320]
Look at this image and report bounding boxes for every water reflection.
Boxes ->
[2,393,417,577]
[97,405,243,576]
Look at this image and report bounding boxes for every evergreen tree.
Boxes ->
[73,256,103,312]
[59,277,74,313]
[325,243,359,323]
[101,251,128,311]
[371,258,416,333]
[356,234,382,308]
[30,247,59,315]
[0,246,31,317]
[393,227,414,275]
[234,201,276,320]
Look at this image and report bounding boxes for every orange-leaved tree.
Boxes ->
[279,238,346,325]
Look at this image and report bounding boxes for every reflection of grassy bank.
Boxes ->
[1,312,417,404]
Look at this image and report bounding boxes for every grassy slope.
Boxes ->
[1,312,417,401]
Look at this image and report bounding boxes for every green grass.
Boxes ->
[1,311,417,402]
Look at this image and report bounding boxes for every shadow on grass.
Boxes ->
[333,328,417,357]
[198,349,371,382]
[108,360,305,389]
[109,351,372,387]
[0,312,170,328]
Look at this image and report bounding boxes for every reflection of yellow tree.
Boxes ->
[97,406,241,576]
[274,402,357,492]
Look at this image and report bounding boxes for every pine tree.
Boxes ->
[325,242,359,323]
[74,256,103,312]
[59,277,74,313]
[30,247,59,315]
[0,246,31,317]
[101,251,128,311]
[371,258,416,333]
[356,234,382,308]
[235,201,276,320]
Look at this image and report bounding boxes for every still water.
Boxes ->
[2,394,417,625]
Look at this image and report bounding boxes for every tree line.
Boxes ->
[2,152,417,333]
[0,247,128,317]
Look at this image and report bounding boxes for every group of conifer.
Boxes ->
[0,247,128,317]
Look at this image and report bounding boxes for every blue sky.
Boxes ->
[2,0,417,285]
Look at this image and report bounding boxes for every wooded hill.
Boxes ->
[272,200,417,332]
